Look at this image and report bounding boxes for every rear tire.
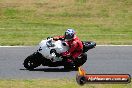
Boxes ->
[63,54,87,71]
[64,62,78,71]
[80,53,87,65]
[75,53,87,67]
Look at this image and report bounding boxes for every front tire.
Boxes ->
[24,52,41,70]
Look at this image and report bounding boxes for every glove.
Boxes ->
[61,51,70,57]
[53,37,59,41]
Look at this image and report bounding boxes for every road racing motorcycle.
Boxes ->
[23,37,96,70]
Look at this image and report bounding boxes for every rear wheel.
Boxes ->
[64,65,79,71]
[24,52,41,70]
[64,62,78,70]
[64,65,73,70]
[75,53,87,66]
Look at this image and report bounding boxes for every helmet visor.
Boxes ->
[65,32,74,40]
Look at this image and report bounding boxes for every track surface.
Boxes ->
[0,46,132,79]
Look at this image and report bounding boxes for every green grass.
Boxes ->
[0,79,131,88]
[0,0,132,45]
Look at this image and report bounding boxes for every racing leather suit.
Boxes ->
[53,36,83,60]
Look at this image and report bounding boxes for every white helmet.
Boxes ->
[64,29,75,41]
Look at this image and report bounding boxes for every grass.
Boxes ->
[0,0,132,45]
[0,79,131,88]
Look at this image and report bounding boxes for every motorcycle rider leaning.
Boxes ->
[53,29,83,65]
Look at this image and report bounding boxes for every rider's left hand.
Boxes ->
[53,37,59,41]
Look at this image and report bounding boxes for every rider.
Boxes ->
[53,29,83,63]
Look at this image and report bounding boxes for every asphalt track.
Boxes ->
[0,46,132,79]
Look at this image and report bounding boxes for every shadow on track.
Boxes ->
[20,68,77,72]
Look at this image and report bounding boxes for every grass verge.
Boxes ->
[0,79,131,88]
[0,0,132,45]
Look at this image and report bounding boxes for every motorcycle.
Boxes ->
[23,37,96,70]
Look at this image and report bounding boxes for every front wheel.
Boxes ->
[24,52,41,70]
